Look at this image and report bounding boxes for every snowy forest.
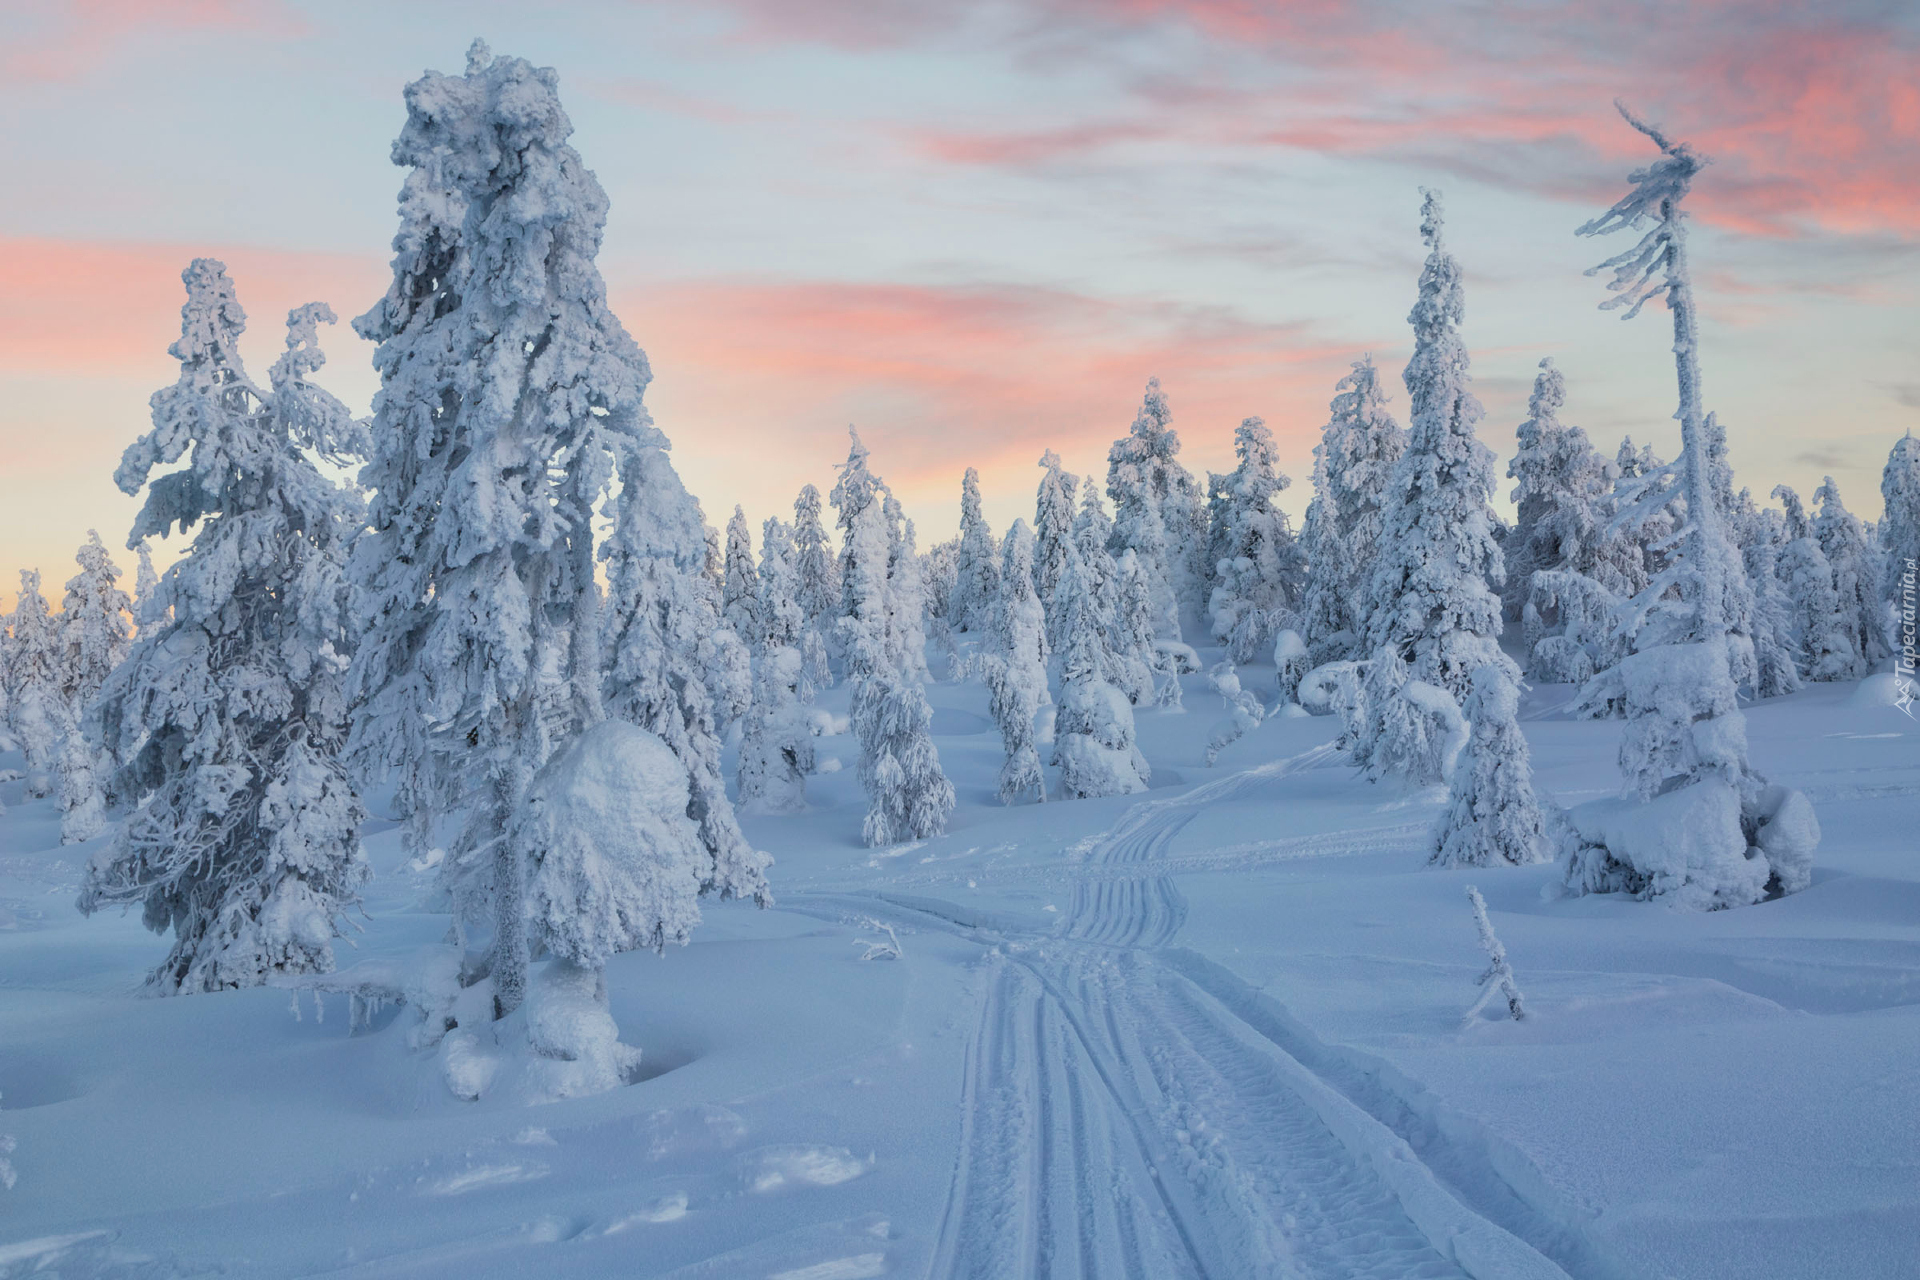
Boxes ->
[2,39,1917,1280]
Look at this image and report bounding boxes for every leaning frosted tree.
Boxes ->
[1558,105,1816,910]
[79,262,368,993]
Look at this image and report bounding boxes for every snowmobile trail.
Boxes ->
[921,744,1572,1280]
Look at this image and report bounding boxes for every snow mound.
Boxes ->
[521,720,705,967]
[740,1144,874,1193]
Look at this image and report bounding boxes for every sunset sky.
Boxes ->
[2,0,1916,591]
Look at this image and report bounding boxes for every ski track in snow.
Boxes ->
[881,745,1570,1280]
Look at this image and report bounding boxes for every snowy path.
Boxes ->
[826,746,1572,1280]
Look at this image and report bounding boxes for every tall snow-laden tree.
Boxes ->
[1558,105,1815,910]
[60,531,133,709]
[1054,604,1149,799]
[1773,485,1856,681]
[983,520,1048,805]
[884,491,933,685]
[348,43,737,1020]
[721,505,760,643]
[79,262,368,992]
[1300,357,1406,667]
[1882,434,1920,662]
[1107,378,1204,636]
[1433,664,1546,867]
[1362,190,1513,705]
[1112,549,1159,706]
[791,483,837,688]
[951,467,998,634]
[1207,415,1304,662]
[736,643,814,815]
[835,433,954,844]
[1734,496,1803,699]
[55,532,135,843]
[757,516,804,652]
[132,540,162,631]
[1504,360,1624,615]
[1033,450,1078,644]
[5,572,64,796]
[1814,476,1881,673]
[601,439,769,902]
[793,483,838,629]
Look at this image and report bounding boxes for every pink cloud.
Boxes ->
[614,276,1383,526]
[709,0,1919,239]
[0,236,385,372]
[2,0,302,80]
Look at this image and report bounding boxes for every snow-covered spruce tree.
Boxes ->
[1732,495,1802,699]
[736,645,815,815]
[1299,357,1405,667]
[835,433,954,844]
[1814,476,1882,673]
[1207,416,1305,663]
[1504,360,1635,625]
[1357,644,1465,788]
[132,541,161,630]
[1882,434,1920,660]
[1106,378,1204,636]
[60,531,133,709]
[79,262,368,993]
[722,505,760,644]
[983,520,1048,804]
[1362,190,1513,713]
[883,490,933,685]
[601,437,769,901]
[1433,664,1547,867]
[1054,594,1149,799]
[757,516,804,652]
[923,536,959,658]
[791,483,837,689]
[737,514,816,813]
[5,572,64,796]
[348,44,726,1020]
[951,466,999,635]
[1033,450,1078,648]
[793,482,839,628]
[56,531,135,842]
[1112,549,1159,705]
[1558,105,1816,910]
[1772,485,1856,681]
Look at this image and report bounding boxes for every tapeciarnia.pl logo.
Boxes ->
[1896,557,1917,719]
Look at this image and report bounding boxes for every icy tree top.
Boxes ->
[1577,102,1707,321]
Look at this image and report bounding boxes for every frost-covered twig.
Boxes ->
[853,920,904,961]
[1463,885,1526,1022]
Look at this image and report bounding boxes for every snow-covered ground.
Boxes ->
[3,655,1916,1279]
